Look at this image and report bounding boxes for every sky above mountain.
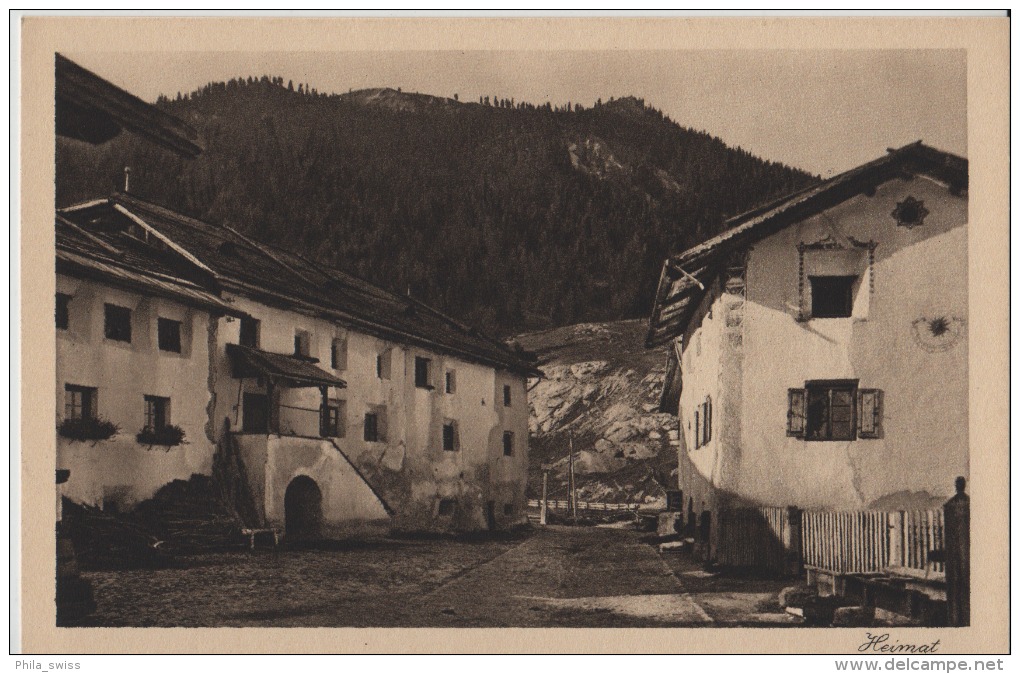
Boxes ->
[68,49,965,177]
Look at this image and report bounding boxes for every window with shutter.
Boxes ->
[857,389,883,438]
[804,381,856,441]
[787,388,806,437]
[703,397,712,445]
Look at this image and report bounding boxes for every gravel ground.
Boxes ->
[74,526,798,627]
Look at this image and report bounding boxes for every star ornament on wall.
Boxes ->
[892,196,930,229]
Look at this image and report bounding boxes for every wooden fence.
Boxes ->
[715,506,791,574]
[895,510,946,575]
[526,499,640,512]
[801,510,890,574]
[712,506,945,578]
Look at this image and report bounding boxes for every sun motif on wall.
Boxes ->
[892,196,930,229]
[911,315,966,352]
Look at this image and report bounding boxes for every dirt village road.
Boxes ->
[78,526,799,628]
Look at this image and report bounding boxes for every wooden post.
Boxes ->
[568,435,577,524]
[888,510,905,568]
[944,476,970,626]
[318,385,329,437]
[540,467,549,526]
[266,378,279,435]
[786,505,803,576]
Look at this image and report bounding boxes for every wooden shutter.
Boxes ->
[787,388,806,437]
[857,389,883,438]
[694,409,701,449]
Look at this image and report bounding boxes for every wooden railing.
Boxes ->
[526,499,640,512]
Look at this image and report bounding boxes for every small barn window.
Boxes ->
[104,303,132,342]
[239,316,260,348]
[364,412,379,442]
[364,406,387,442]
[502,431,514,456]
[809,276,857,318]
[158,318,182,353]
[415,356,433,389]
[442,422,459,451]
[438,499,456,516]
[55,293,70,330]
[503,503,514,516]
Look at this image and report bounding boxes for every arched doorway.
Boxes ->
[284,475,322,541]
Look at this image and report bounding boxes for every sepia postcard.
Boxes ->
[16,14,1009,655]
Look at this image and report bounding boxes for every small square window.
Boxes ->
[157,318,182,353]
[239,316,260,348]
[503,503,514,516]
[810,276,857,318]
[56,293,70,330]
[443,422,458,451]
[503,384,512,407]
[438,499,456,517]
[65,384,97,420]
[144,395,171,432]
[502,431,514,457]
[104,304,132,342]
[445,370,457,394]
[415,356,433,389]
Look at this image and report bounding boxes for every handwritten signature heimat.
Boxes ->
[859,633,941,654]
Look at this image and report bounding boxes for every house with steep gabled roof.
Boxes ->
[58,192,539,537]
[646,142,968,540]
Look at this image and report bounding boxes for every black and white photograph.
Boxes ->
[15,14,1009,657]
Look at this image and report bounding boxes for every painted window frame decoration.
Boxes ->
[796,237,877,322]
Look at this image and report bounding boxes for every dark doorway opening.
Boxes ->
[284,476,323,541]
[486,501,497,531]
[242,393,269,433]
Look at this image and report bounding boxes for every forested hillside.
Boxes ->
[56,77,816,337]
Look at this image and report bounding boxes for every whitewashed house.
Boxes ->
[58,193,537,537]
[647,142,968,525]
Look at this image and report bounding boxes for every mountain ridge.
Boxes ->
[56,76,817,337]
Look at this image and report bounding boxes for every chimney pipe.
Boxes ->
[123,166,131,193]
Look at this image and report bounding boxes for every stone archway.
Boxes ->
[284,475,323,541]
